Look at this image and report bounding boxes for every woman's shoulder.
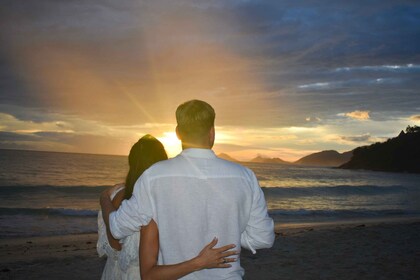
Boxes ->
[110,183,125,195]
[113,183,125,190]
[111,183,126,207]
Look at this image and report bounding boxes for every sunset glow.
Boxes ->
[0,1,419,162]
[157,132,181,158]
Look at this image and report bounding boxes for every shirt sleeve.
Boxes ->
[109,174,154,239]
[240,170,275,254]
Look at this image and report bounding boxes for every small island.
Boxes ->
[294,150,353,167]
[250,155,289,164]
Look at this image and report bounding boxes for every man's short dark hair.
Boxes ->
[176,100,215,141]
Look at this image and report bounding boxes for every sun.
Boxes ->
[157,129,235,158]
[157,132,182,158]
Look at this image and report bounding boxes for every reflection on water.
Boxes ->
[1,150,420,236]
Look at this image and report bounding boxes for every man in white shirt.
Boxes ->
[101,100,274,279]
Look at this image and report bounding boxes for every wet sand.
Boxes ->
[1,219,420,280]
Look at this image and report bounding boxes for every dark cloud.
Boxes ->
[340,134,372,142]
[0,0,419,130]
[33,131,73,140]
[227,1,420,62]
[0,131,38,142]
[0,130,132,155]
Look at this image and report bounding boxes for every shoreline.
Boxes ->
[1,218,420,279]
[2,215,419,240]
[275,215,420,231]
[2,214,418,240]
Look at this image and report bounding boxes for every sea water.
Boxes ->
[1,149,419,238]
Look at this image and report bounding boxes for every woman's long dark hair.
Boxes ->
[124,134,168,199]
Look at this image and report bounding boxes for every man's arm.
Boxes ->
[99,186,125,251]
[100,175,154,240]
[241,171,275,254]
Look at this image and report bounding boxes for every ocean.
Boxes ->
[1,149,419,238]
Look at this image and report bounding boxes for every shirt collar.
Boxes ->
[180,148,217,159]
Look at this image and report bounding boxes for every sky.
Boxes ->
[0,0,419,161]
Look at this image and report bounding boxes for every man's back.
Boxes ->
[106,100,274,279]
[136,149,274,279]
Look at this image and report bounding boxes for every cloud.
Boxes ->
[338,110,370,120]
[0,112,75,134]
[410,115,420,121]
[297,78,402,91]
[1,0,420,158]
[1,0,420,129]
[298,82,331,90]
[305,117,321,121]
[334,64,420,73]
[0,131,38,142]
[0,130,133,155]
[0,0,274,127]
[0,110,179,155]
[340,133,372,142]
[338,133,389,144]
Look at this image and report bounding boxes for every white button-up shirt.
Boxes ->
[110,148,274,279]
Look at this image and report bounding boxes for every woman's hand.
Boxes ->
[193,238,238,270]
[140,224,237,280]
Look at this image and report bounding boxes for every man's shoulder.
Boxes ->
[215,156,249,170]
[214,157,256,179]
[144,154,256,181]
[145,156,179,172]
[142,155,188,178]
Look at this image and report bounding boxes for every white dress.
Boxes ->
[97,185,141,280]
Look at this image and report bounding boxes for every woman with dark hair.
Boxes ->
[97,135,236,279]
[124,134,169,200]
[97,134,167,279]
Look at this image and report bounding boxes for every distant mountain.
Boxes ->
[340,126,420,173]
[295,150,353,167]
[217,153,240,162]
[250,156,289,164]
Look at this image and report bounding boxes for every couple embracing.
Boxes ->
[98,100,275,279]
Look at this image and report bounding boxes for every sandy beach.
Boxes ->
[1,219,419,280]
